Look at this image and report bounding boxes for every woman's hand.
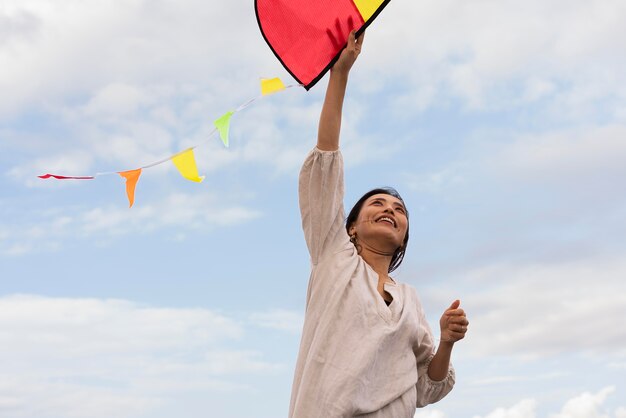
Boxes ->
[439,300,469,344]
[331,29,364,76]
[428,300,468,381]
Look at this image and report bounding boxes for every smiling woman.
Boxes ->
[345,187,410,275]
[289,30,469,418]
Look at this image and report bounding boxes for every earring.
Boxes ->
[349,232,362,254]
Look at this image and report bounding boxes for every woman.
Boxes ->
[290,30,469,417]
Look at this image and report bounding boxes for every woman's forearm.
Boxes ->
[317,70,349,151]
[316,30,362,151]
[427,341,454,381]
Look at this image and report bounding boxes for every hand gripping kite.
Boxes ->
[256,0,390,90]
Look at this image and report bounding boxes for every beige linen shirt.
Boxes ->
[289,147,455,418]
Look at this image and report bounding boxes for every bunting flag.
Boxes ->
[214,111,234,147]
[171,149,205,183]
[119,169,142,208]
[261,77,286,96]
[38,77,300,207]
[38,174,95,180]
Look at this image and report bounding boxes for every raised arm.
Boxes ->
[317,30,364,151]
[299,30,365,264]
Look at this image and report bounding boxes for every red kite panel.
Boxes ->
[256,0,390,90]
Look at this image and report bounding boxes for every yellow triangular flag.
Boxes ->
[261,77,286,96]
[214,111,234,147]
[119,168,142,208]
[171,149,205,183]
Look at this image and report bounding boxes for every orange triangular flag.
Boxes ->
[119,169,142,208]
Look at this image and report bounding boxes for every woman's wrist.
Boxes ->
[438,339,455,350]
[330,67,350,82]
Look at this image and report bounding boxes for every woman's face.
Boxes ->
[349,193,408,253]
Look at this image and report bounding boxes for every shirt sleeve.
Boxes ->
[298,147,348,264]
[413,298,456,407]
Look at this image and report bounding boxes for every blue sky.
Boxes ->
[1,0,626,417]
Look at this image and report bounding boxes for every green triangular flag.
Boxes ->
[214,111,234,147]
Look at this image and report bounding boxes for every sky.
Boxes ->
[1,0,626,417]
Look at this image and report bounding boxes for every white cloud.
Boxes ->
[410,123,626,207]
[608,362,626,370]
[414,410,447,418]
[0,8,40,46]
[0,295,241,353]
[458,255,626,359]
[471,373,565,386]
[473,399,537,418]
[0,0,273,117]
[0,294,281,418]
[356,0,626,116]
[550,386,615,418]
[82,83,149,118]
[249,309,303,334]
[401,122,626,280]
[404,167,465,195]
[0,191,261,256]
[7,150,95,187]
[472,387,625,418]
[490,125,626,192]
[522,78,557,103]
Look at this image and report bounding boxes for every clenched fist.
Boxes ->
[439,300,469,343]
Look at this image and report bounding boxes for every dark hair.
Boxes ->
[346,187,409,273]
